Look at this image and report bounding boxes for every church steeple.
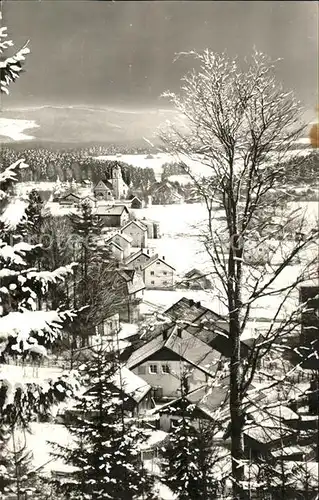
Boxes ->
[112,163,125,199]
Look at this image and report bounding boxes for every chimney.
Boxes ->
[163,329,168,341]
[196,301,201,308]
[162,256,165,261]
[177,327,182,338]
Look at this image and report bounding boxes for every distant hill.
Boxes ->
[0,105,183,146]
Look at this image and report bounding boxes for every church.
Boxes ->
[93,164,129,201]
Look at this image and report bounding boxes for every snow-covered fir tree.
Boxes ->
[160,397,219,499]
[51,344,155,500]
[0,20,79,498]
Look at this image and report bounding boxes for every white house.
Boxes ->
[142,255,175,289]
[124,248,152,272]
[126,325,222,399]
[108,241,124,261]
[105,232,133,259]
[121,220,148,248]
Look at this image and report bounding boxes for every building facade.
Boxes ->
[142,255,175,289]
[121,220,148,248]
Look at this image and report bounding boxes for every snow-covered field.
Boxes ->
[0,117,39,141]
[95,149,313,180]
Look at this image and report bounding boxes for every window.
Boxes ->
[150,271,154,275]
[163,281,168,285]
[162,364,170,374]
[151,280,155,285]
[163,271,167,276]
[156,261,160,265]
[149,364,158,374]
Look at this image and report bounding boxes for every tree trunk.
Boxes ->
[228,235,247,499]
[229,311,246,499]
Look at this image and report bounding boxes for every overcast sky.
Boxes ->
[2,0,318,115]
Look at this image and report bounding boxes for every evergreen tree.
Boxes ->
[0,21,79,498]
[161,399,219,499]
[51,345,155,500]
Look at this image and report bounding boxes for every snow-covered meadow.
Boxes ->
[0,117,39,141]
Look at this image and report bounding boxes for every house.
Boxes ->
[105,232,132,259]
[126,325,223,400]
[108,268,145,322]
[81,179,92,187]
[109,366,153,416]
[81,195,96,207]
[158,382,232,432]
[124,248,152,272]
[58,193,81,206]
[140,217,160,239]
[151,181,184,205]
[164,297,254,358]
[130,196,143,209]
[183,268,213,290]
[121,220,148,248]
[142,255,175,289]
[93,165,129,201]
[95,313,120,337]
[95,205,130,228]
[107,241,124,261]
[93,180,114,201]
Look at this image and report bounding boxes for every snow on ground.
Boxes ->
[94,153,213,179]
[0,117,39,141]
[0,363,63,383]
[136,202,210,237]
[45,201,78,217]
[167,174,192,185]
[15,181,56,197]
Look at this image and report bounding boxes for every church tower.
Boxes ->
[112,163,126,200]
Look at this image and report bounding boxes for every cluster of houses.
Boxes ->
[84,292,319,497]
[56,162,198,208]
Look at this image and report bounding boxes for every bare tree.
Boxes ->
[159,50,318,498]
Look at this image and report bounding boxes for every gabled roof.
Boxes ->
[105,232,133,244]
[142,255,175,271]
[130,196,142,203]
[94,180,113,191]
[95,205,129,216]
[111,366,151,403]
[158,379,266,421]
[115,268,146,295]
[125,249,151,265]
[165,297,225,324]
[184,268,209,279]
[126,325,222,376]
[60,192,81,200]
[121,219,148,233]
[108,241,123,252]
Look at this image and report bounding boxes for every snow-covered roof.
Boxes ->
[108,240,124,252]
[105,231,133,244]
[121,219,148,232]
[142,255,175,271]
[95,204,129,216]
[139,430,168,450]
[126,325,222,376]
[125,248,151,265]
[111,366,151,403]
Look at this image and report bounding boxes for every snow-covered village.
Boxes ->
[0,1,318,499]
